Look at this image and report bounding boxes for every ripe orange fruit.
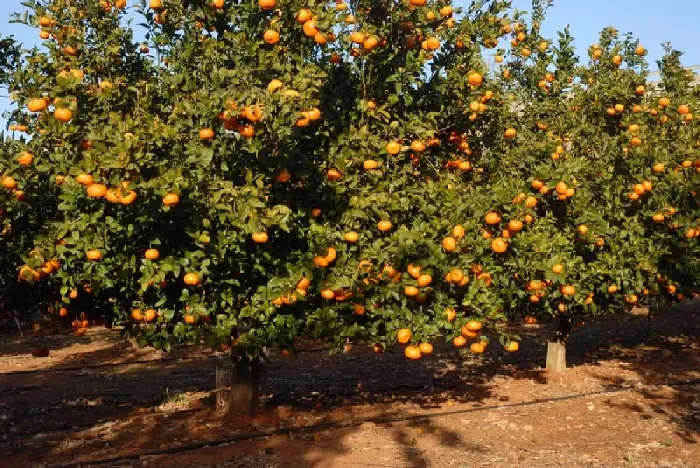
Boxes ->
[410,140,426,152]
[252,232,269,244]
[324,247,337,262]
[607,284,618,294]
[16,151,33,167]
[505,341,519,352]
[468,71,483,87]
[296,277,311,291]
[163,193,180,206]
[143,308,157,322]
[184,314,198,325]
[377,220,392,232]
[470,342,484,354]
[85,249,102,261]
[386,141,401,155]
[404,286,420,297]
[27,98,48,112]
[313,256,329,267]
[86,183,107,198]
[407,264,421,279]
[552,264,564,274]
[652,163,665,173]
[76,174,94,186]
[199,128,215,140]
[258,0,275,9]
[491,238,508,253]
[445,307,456,322]
[449,269,464,283]
[302,20,319,37]
[120,190,137,205]
[363,160,379,170]
[344,231,359,243]
[561,285,575,295]
[658,97,670,108]
[453,335,467,348]
[296,8,312,22]
[353,304,365,316]
[524,196,537,209]
[1,176,17,190]
[54,108,73,122]
[442,236,457,252]
[263,29,280,44]
[578,225,588,236]
[417,274,432,287]
[183,272,200,286]
[507,219,523,232]
[144,248,160,260]
[326,168,342,181]
[524,315,537,324]
[419,343,433,355]
[652,213,665,223]
[555,181,568,195]
[504,127,517,139]
[397,328,413,344]
[105,188,121,203]
[363,35,379,50]
[466,320,482,332]
[321,288,335,300]
[423,36,440,50]
[484,211,502,225]
[452,224,465,239]
[405,345,422,360]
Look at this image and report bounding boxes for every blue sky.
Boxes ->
[510,0,700,69]
[2,0,699,128]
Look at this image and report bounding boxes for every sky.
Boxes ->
[1,0,699,128]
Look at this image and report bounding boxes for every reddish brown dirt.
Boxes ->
[0,302,698,467]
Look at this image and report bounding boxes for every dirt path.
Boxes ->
[1,302,698,467]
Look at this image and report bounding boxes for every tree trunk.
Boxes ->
[546,341,567,372]
[546,314,571,372]
[217,354,263,416]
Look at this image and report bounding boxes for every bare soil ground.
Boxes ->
[0,302,698,468]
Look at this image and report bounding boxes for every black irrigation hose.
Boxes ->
[45,378,700,468]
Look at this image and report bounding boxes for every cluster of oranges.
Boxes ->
[1,0,697,361]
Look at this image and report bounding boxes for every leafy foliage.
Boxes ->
[0,0,698,359]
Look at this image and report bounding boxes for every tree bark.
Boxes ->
[221,355,263,416]
[546,314,571,372]
[546,341,567,372]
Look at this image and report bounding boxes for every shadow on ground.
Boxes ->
[0,301,697,467]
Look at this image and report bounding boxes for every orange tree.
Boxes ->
[1,0,698,407]
[492,21,699,366]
